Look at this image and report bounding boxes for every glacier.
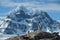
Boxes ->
[0,5,60,35]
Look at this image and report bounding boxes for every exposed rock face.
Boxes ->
[6,31,60,40]
[0,5,60,40]
[0,5,60,35]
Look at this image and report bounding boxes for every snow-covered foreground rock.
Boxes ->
[0,34,16,40]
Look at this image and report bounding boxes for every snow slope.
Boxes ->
[0,6,60,35]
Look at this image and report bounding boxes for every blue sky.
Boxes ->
[0,0,60,20]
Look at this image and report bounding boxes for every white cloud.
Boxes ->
[45,0,60,2]
[0,0,60,11]
[37,4,60,11]
[0,0,16,7]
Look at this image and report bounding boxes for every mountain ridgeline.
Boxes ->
[0,6,60,35]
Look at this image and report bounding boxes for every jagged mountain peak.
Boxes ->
[0,6,60,35]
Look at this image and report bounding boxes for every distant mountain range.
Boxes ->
[0,6,60,35]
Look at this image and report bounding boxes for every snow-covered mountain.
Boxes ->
[0,6,60,35]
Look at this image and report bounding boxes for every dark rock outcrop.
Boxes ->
[6,32,60,40]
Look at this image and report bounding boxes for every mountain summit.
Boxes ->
[0,6,60,35]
